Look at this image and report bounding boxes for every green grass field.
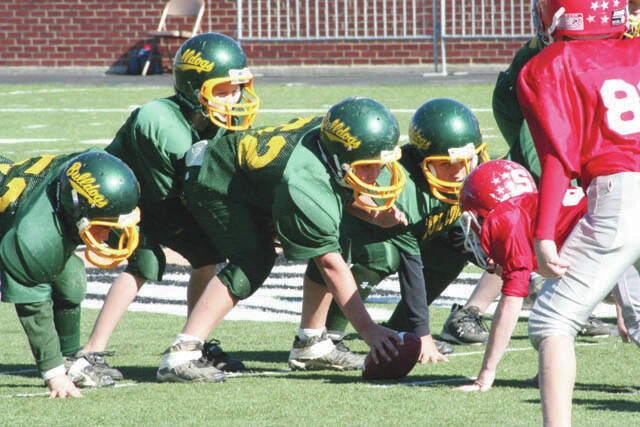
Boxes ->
[0,83,638,425]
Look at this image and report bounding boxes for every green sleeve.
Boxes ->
[273,177,343,261]
[15,301,64,374]
[106,98,197,202]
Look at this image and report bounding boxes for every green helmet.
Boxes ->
[173,32,260,131]
[58,151,141,269]
[409,98,489,204]
[320,97,405,211]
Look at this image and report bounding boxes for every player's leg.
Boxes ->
[613,265,640,346]
[82,240,163,356]
[288,273,365,371]
[187,264,217,314]
[53,255,114,387]
[529,172,640,425]
[538,334,575,427]
[158,196,275,381]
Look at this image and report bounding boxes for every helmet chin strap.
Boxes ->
[546,7,566,43]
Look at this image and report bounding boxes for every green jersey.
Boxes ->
[323,145,473,335]
[106,96,228,278]
[194,115,324,211]
[0,153,82,300]
[492,37,543,179]
[0,152,92,374]
[184,115,348,298]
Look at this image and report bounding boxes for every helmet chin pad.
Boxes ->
[199,71,260,131]
[77,207,140,269]
[344,156,406,211]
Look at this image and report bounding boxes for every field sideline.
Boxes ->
[0,82,637,425]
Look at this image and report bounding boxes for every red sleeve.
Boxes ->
[516,43,583,175]
[482,206,535,298]
[534,153,571,240]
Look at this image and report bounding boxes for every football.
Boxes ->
[362,332,421,380]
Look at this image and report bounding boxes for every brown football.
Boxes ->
[362,332,421,380]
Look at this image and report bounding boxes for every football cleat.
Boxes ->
[202,339,246,372]
[64,354,115,388]
[439,304,489,345]
[157,341,226,383]
[434,339,455,355]
[578,316,617,338]
[75,350,123,381]
[288,332,364,371]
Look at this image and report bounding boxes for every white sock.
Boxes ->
[298,327,325,340]
[173,334,204,346]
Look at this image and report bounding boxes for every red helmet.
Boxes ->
[536,0,628,41]
[459,159,537,271]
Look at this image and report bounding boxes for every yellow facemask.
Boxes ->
[422,142,490,205]
[199,68,260,131]
[77,207,141,269]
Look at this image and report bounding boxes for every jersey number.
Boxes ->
[237,116,316,170]
[600,79,640,135]
[0,155,56,212]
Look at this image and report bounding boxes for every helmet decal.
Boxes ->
[321,113,362,151]
[175,48,215,73]
[66,161,108,208]
[408,122,431,151]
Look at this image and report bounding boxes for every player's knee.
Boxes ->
[219,256,274,300]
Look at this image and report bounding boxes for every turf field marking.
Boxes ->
[0,342,614,398]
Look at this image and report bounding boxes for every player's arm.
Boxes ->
[475,294,523,389]
[14,301,82,398]
[313,251,402,363]
[534,153,570,278]
[396,251,447,364]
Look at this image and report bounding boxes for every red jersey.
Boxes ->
[481,190,586,297]
[517,38,640,240]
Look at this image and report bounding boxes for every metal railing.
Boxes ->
[235,0,535,73]
[236,0,433,41]
[438,0,535,73]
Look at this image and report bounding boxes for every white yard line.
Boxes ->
[0,342,612,398]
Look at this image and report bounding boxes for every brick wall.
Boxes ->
[0,0,530,69]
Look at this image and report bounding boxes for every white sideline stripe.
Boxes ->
[0,138,65,143]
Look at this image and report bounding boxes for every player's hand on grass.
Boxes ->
[455,368,495,392]
[47,374,82,398]
[534,239,568,278]
[360,323,402,364]
[419,334,448,364]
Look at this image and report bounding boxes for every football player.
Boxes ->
[156,97,407,382]
[80,32,259,377]
[310,98,498,367]
[0,151,140,398]
[475,0,620,340]
[517,0,640,423]
[454,160,640,393]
